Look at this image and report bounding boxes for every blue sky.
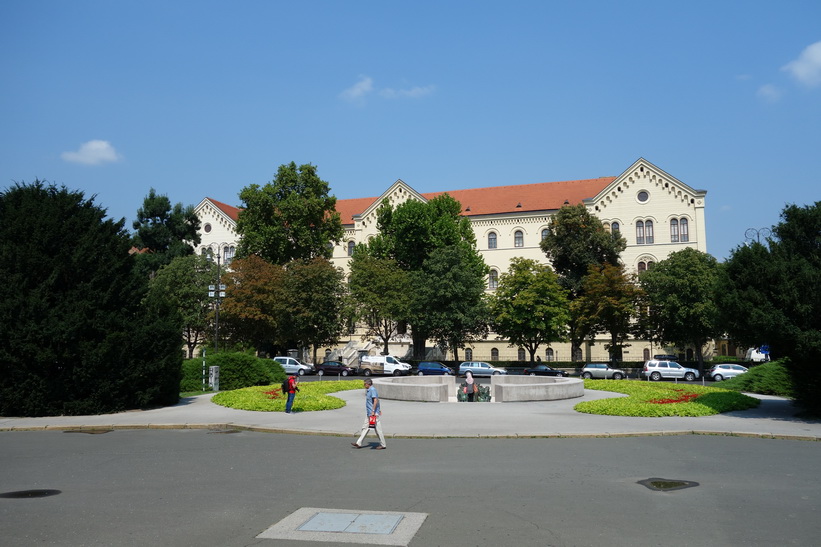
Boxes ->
[2,1,819,261]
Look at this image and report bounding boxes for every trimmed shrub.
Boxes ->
[180,352,284,392]
[719,361,794,398]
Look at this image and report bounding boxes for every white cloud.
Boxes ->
[782,40,821,87]
[380,84,436,99]
[339,76,374,102]
[61,140,122,165]
[757,84,783,102]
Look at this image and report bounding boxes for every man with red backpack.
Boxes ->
[285,375,299,414]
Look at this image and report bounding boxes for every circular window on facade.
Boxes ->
[637,190,649,203]
[204,223,212,233]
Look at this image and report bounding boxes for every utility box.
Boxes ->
[209,366,220,392]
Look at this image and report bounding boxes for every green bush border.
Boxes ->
[576,380,760,417]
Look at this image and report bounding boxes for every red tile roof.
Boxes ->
[207,176,616,227]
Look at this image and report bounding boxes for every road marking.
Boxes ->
[257,507,427,545]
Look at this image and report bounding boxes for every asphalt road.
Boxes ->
[2,430,819,546]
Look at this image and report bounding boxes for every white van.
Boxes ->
[358,355,411,376]
[745,347,770,363]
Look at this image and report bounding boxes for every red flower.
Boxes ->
[650,389,700,404]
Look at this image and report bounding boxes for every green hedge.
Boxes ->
[719,361,794,397]
[180,352,286,392]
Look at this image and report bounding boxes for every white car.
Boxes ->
[642,360,699,381]
[273,356,314,376]
[458,361,507,377]
[707,363,748,381]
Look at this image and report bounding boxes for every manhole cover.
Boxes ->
[0,489,62,499]
[63,429,112,434]
[638,478,699,491]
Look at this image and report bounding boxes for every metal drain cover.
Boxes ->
[0,489,62,499]
[638,478,699,491]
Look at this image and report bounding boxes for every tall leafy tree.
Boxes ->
[367,194,485,358]
[638,248,721,370]
[348,251,411,355]
[281,258,347,363]
[573,263,643,363]
[218,255,286,350]
[410,245,491,361]
[131,188,201,275]
[540,204,626,360]
[717,202,821,414]
[236,162,343,265]
[490,258,570,362]
[0,181,181,416]
[147,254,215,358]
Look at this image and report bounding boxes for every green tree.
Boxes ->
[638,248,721,370]
[490,258,570,362]
[131,188,201,275]
[368,194,483,358]
[0,181,181,417]
[717,202,821,414]
[147,254,215,358]
[573,263,642,363]
[281,258,347,363]
[540,204,626,360]
[410,245,491,361]
[236,162,344,265]
[348,252,411,355]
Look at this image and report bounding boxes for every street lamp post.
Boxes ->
[207,243,228,352]
[745,227,771,244]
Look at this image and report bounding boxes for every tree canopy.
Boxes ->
[490,257,570,362]
[638,248,721,369]
[717,202,821,413]
[131,188,200,275]
[0,181,181,416]
[236,162,344,265]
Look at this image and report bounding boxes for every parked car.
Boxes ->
[458,361,507,377]
[359,354,411,376]
[707,363,748,381]
[522,364,568,377]
[272,356,314,376]
[315,361,356,377]
[417,361,454,375]
[581,363,627,380]
[642,360,699,381]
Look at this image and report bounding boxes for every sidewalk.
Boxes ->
[1,389,820,441]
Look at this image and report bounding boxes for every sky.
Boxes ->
[2,1,819,261]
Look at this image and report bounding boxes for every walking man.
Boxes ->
[352,378,386,450]
[285,375,299,414]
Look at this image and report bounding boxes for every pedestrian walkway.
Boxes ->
[1,389,820,441]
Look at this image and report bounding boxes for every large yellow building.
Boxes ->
[195,157,707,363]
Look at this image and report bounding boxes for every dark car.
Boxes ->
[417,361,454,375]
[315,361,356,377]
[522,364,568,377]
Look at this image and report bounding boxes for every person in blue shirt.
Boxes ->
[351,378,387,450]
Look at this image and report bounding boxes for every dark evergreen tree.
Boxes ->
[0,181,182,417]
[131,188,201,276]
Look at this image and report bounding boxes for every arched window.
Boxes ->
[541,228,549,240]
[488,232,497,249]
[347,240,355,256]
[636,221,645,245]
[643,348,650,361]
[612,221,620,234]
[465,348,473,360]
[647,260,655,270]
[518,348,526,361]
[638,262,647,273]
[223,246,235,264]
[571,346,583,362]
[514,230,524,247]
[545,348,554,362]
[680,218,689,242]
[645,220,654,244]
[488,269,499,290]
[670,219,679,243]
[491,348,499,360]
[603,222,611,233]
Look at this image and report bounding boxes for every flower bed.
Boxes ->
[212,380,362,412]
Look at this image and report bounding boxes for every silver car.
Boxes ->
[642,360,699,381]
[273,356,314,376]
[581,363,627,380]
[707,363,748,381]
[458,361,507,377]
